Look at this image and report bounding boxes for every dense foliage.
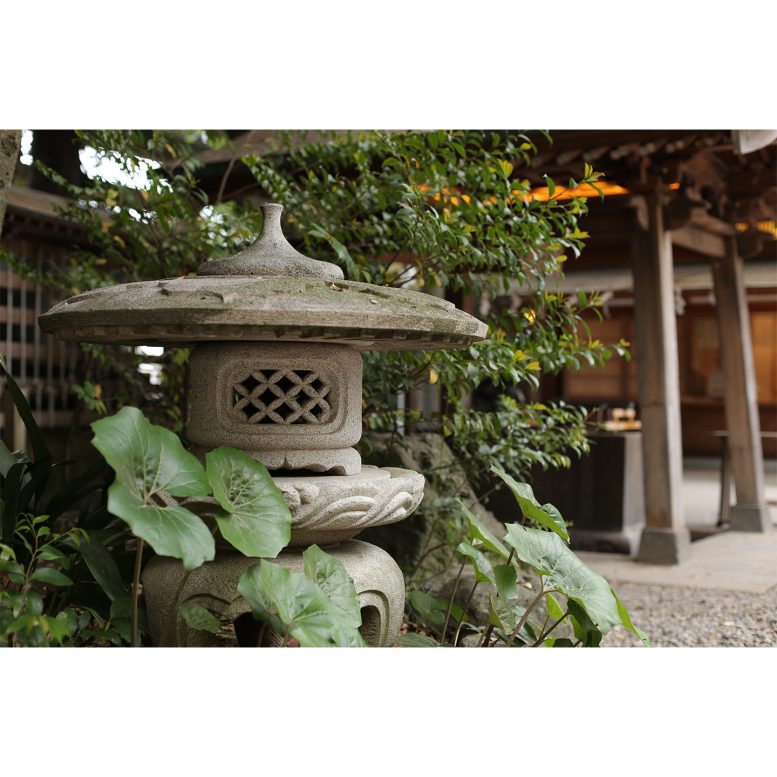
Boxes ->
[6,129,627,480]
[0,130,644,647]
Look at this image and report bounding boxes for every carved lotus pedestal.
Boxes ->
[40,202,487,647]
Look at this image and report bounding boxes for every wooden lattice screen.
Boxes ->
[1,190,84,448]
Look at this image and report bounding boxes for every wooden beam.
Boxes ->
[631,191,691,564]
[670,224,726,258]
[711,238,772,532]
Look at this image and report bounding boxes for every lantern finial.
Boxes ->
[197,202,344,280]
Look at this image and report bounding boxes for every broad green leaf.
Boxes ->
[179,602,221,634]
[490,465,569,541]
[460,503,508,558]
[92,406,209,498]
[504,523,621,634]
[489,594,537,645]
[0,354,50,463]
[568,599,603,647]
[30,567,73,587]
[110,596,132,621]
[330,623,367,647]
[108,483,214,571]
[237,561,338,647]
[396,633,441,647]
[302,544,361,629]
[457,541,494,583]
[0,440,16,478]
[613,588,650,647]
[494,564,517,600]
[91,407,214,571]
[545,592,565,621]
[78,534,127,602]
[206,447,291,558]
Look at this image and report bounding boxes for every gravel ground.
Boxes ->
[603,582,777,647]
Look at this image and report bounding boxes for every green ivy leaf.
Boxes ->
[490,465,569,541]
[91,406,214,571]
[504,523,621,634]
[206,447,291,559]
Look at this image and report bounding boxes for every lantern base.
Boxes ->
[142,540,405,647]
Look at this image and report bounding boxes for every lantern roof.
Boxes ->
[39,203,487,351]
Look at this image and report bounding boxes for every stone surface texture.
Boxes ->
[38,275,487,350]
[637,526,691,565]
[186,341,363,475]
[182,465,425,547]
[142,540,405,647]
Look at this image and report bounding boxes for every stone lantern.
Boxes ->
[40,203,487,646]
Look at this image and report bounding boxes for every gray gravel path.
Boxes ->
[603,582,777,647]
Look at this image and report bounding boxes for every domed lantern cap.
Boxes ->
[39,203,488,351]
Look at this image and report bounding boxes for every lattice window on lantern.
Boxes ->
[230,369,333,425]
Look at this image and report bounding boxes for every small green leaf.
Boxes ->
[25,587,44,615]
[37,545,66,563]
[408,590,463,627]
[30,567,73,587]
[545,592,565,621]
[179,602,221,634]
[613,588,650,647]
[44,615,71,644]
[206,447,291,559]
[457,541,494,583]
[494,564,517,600]
[460,503,508,558]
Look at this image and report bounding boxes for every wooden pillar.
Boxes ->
[631,191,691,564]
[711,238,771,532]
